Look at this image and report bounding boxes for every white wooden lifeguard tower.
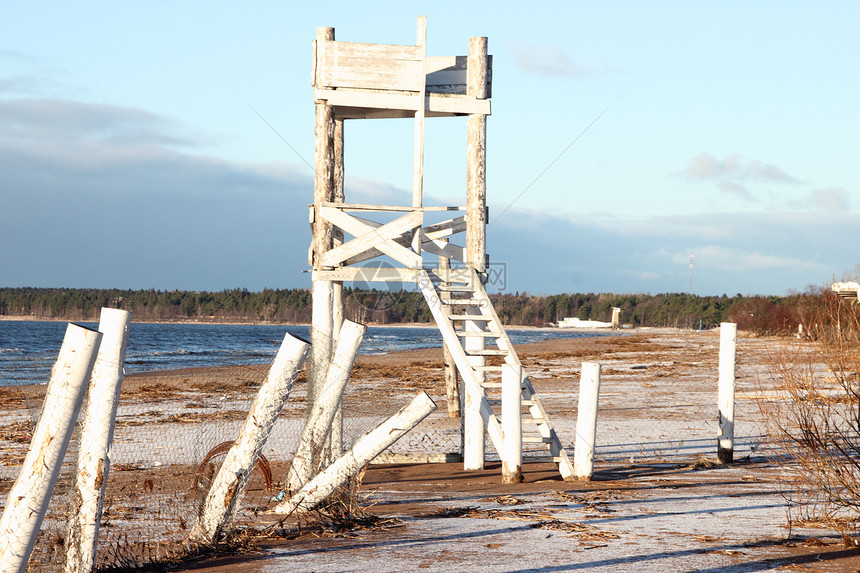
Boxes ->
[308,17,574,481]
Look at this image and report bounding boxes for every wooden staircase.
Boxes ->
[418,268,575,480]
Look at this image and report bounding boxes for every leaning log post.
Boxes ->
[573,362,601,480]
[501,364,523,484]
[188,333,309,547]
[0,325,102,573]
[64,309,131,573]
[272,392,437,515]
[287,321,366,493]
[717,322,738,463]
[309,26,336,416]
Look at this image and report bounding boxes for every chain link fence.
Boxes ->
[0,320,772,571]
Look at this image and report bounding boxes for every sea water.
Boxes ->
[0,320,609,386]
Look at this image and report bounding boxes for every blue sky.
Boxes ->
[1,1,857,296]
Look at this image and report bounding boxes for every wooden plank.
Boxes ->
[423,215,467,239]
[314,267,423,283]
[316,89,491,116]
[320,209,423,268]
[313,266,474,284]
[319,40,424,91]
[426,56,466,94]
[320,201,464,212]
[420,236,464,262]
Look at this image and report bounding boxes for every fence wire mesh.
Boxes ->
[0,321,774,571]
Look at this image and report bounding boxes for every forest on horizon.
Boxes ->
[0,285,830,336]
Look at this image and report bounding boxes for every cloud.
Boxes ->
[1,95,854,296]
[681,152,798,184]
[679,152,800,203]
[0,98,312,290]
[671,246,818,272]
[809,188,849,211]
[510,41,617,79]
[486,205,856,295]
[0,98,204,148]
[716,180,755,201]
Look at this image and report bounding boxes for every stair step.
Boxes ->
[448,314,491,321]
[465,349,508,357]
[443,300,485,307]
[473,365,504,372]
[521,399,537,406]
[435,284,473,292]
[481,382,503,389]
[456,330,503,338]
[522,435,553,444]
[527,417,547,424]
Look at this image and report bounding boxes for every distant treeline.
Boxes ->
[0,286,828,334]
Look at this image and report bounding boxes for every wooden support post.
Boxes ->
[439,250,461,419]
[331,116,346,457]
[443,343,460,418]
[310,26,337,415]
[718,322,737,464]
[465,61,488,468]
[409,15,427,256]
[501,364,523,484]
[573,362,601,480]
[466,35,488,273]
[272,392,437,515]
[65,309,131,573]
[188,333,309,546]
[413,15,426,210]
[0,324,102,573]
[463,317,486,470]
[287,321,366,494]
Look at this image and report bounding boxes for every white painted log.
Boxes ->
[331,116,346,460]
[287,321,366,493]
[0,324,102,573]
[718,322,738,463]
[573,362,601,480]
[412,14,427,214]
[443,343,461,418]
[272,392,437,515]
[309,279,334,410]
[439,252,461,420]
[187,333,309,546]
[310,27,336,447]
[501,364,523,484]
[466,36,488,273]
[64,309,131,573]
[463,317,486,470]
[330,282,344,460]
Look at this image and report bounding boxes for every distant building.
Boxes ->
[558,307,621,329]
[832,281,860,301]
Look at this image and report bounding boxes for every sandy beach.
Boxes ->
[2,327,859,571]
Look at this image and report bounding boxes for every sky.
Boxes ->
[1,1,858,296]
